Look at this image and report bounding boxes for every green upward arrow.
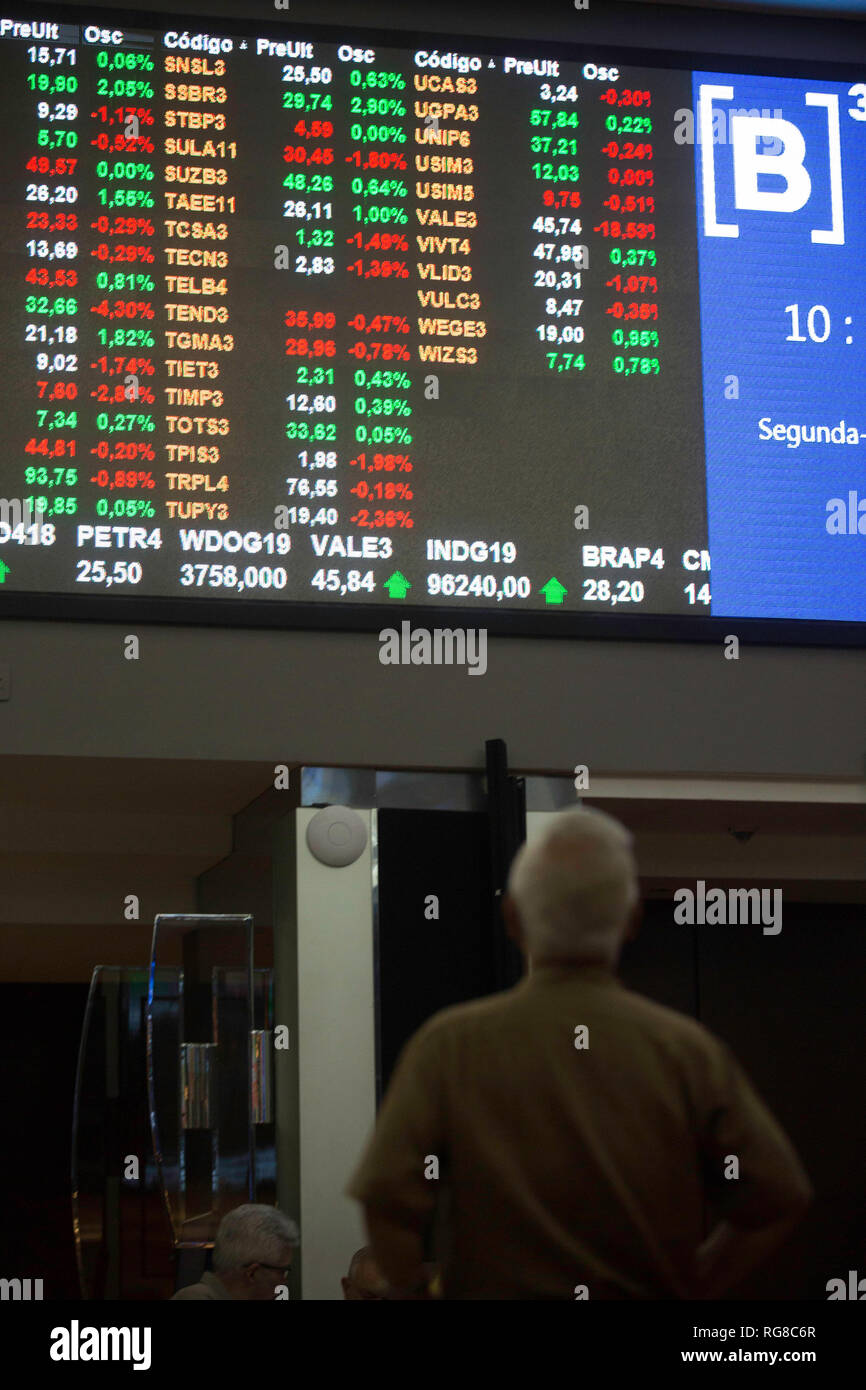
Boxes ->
[0,561,9,584]
[383,570,411,599]
[540,576,568,605]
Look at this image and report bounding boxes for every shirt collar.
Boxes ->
[519,961,621,988]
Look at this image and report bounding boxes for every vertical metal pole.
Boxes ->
[485,738,525,989]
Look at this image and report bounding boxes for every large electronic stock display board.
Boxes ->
[0,5,864,643]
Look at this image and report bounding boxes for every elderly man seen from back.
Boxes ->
[347,806,813,1300]
[171,1204,298,1300]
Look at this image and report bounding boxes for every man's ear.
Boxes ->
[624,896,643,942]
[502,893,521,949]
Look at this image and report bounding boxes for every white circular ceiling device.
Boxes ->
[305,805,368,867]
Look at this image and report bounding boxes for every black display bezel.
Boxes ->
[0,0,863,648]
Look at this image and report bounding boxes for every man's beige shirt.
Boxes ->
[346,964,812,1299]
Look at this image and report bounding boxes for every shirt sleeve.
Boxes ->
[696,1038,813,1229]
[346,1020,446,1230]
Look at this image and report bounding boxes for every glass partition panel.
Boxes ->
[72,966,177,1300]
[147,915,254,1251]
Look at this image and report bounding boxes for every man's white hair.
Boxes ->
[506,806,638,966]
[212,1204,299,1273]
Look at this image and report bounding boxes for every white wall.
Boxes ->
[292,808,376,1300]
[1,620,864,778]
